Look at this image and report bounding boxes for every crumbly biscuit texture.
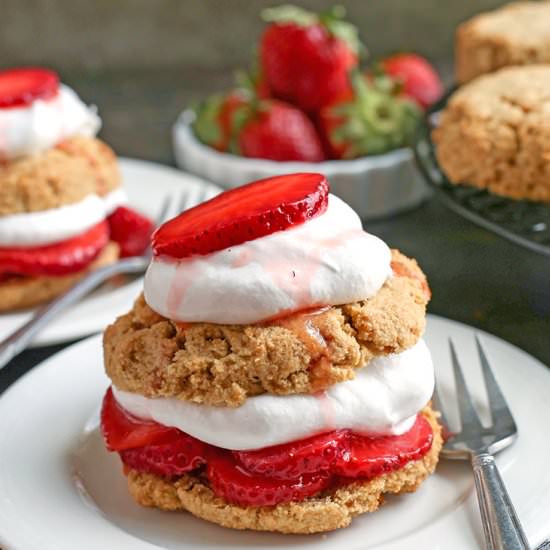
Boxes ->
[456,1,550,83]
[126,406,442,534]
[104,250,429,407]
[433,65,550,203]
[0,136,120,215]
[0,242,119,311]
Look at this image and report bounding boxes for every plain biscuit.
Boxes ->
[433,65,550,203]
[456,1,550,83]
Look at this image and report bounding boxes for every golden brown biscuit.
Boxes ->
[433,65,550,203]
[456,1,550,83]
[104,250,429,407]
[126,406,441,534]
[0,242,119,311]
[0,136,120,215]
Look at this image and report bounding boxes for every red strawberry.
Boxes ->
[119,431,208,477]
[234,429,348,480]
[319,72,421,159]
[334,415,434,478]
[100,388,180,452]
[0,221,109,277]
[380,53,443,110]
[0,67,59,108]
[193,90,250,152]
[152,173,329,259]
[207,451,332,507]
[236,99,325,162]
[107,206,153,258]
[260,5,361,113]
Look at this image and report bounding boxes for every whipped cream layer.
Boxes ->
[0,84,101,160]
[0,188,127,247]
[113,339,434,451]
[144,194,392,324]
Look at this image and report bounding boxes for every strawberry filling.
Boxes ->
[0,206,152,279]
[0,221,109,277]
[101,388,433,507]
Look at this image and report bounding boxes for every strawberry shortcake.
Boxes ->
[100,173,441,534]
[0,67,152,311]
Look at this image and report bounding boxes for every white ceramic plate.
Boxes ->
[0,314,549,550]
[0,158,220,347]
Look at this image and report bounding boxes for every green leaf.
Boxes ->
[261,5,317,26]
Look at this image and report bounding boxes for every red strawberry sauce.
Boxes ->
[101,388,433,507]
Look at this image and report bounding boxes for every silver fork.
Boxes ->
[434,336,530,550]
[0,188,213,370]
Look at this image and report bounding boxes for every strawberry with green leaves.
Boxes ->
[194,92,325,162]
[379,53,443,110]
[260,5,361,113]
[193,90,250,153]
[235,99,325,162]
[319,72,421,159]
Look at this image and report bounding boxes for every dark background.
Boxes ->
[0,0,549,392]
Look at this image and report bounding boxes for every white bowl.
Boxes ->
[172,110,431,220]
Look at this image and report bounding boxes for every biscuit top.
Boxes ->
[0,136,121,216]
[461,1,550,44]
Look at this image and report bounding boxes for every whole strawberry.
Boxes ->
[236,99,325,162]
[193,90,250,152]
[319,72,421,159]
[380,53,443,110]
[260,5,361,113]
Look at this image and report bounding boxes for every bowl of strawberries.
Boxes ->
[173,5,443,219]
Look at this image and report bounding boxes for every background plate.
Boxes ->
[0,315,549,549]
[0,158,220,347]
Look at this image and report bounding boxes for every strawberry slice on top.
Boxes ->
[0,67,59,109]
[152,173,329,259]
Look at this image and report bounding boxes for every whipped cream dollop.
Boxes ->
[113,339,434,451]
[0,84,101,160]
[144,194,392,324]
[0,188,127,247]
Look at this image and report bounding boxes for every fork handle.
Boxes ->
[0,256,146,371]
[472,453,530,550]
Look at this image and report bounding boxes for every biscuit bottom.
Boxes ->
[126,406,442,534]
[0,241,119,312]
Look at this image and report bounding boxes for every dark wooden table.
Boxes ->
[1,68,549,394]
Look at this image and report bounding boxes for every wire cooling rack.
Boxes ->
[413,91,550,258]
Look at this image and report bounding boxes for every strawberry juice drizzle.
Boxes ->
[165,260,201,320]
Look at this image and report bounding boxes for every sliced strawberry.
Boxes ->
[107,206,153,258]
[207,451,332,506]
[0,221,109,277]
[334,415,433,479]
[119,431,208,477]
[380,53,443,110]
[0,67,59,108]
[100,388,180,452]
[234,429,348,480]
[152,173,329,259]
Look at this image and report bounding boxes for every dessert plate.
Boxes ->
[0,315,549,550]
[0,158,220,347]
